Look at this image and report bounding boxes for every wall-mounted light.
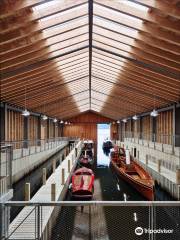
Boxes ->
[150,109,158,117]
[53,118,57,123]
[132,115,138,121]
[22,109,30,117]
[42,115,48,120]
[122,119,127,123]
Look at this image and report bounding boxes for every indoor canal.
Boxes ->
[10,134,178,239]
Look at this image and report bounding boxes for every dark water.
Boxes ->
[51,135,177,240]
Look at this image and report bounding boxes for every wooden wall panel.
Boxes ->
[142,115,151,140]
[41,120,47,139]
[110,123,118,140]
[68,111,113,123]
[156,110,173,144]
[6,109,24,142]
[64,124,97,143]
[28,115,38,143]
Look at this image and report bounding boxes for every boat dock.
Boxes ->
[6,141,82,240]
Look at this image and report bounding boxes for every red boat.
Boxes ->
[71,167,95,199]
[110,147,155,201]
[79,150,93,167]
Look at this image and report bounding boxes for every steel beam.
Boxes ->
[89,0,93,109]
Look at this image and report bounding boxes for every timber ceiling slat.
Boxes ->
[92,63,180,97]
[93,39,180,73]
[92,59,180,92]
[0,4,88,43]
[92,49,180,83]
[1,0,180,120]
[93,19,180,54]
[92,54,180,89]
[93,27,180,62]
[94,9,180,45]
[131,0,180,19]
[94,0,180,33]
[0,1,87,34]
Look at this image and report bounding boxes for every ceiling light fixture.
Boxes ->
[150,109,158,117]
[22,109,30,117]
[53,118,57,123]
[122,119,127,123]
[22,82,30,117]
[42,115,48,121]
[132,115,138,121]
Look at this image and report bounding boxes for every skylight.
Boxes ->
[33,1,58,11]
[122,0,149,12]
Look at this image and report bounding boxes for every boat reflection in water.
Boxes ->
[103,147,111,156]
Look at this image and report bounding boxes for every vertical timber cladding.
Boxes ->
[110,123,119,140]
[142,115,152,141]
[156,110,173,144]
[6,109,24,143]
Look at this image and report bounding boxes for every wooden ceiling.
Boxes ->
[0,0,180,120]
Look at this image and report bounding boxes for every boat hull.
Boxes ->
[111,161,154,201]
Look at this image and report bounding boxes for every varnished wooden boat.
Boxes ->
[110,147,155,200]
[71,167,94,199]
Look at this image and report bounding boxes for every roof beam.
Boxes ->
[93,45,179,80]
[94,0,180,33]
[88,0,93,109]
[1,45,89,79]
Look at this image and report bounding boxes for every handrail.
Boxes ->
[3,201,180,207]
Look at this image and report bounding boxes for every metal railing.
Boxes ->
[0,146,13,198]
[1,201,180,240]
[122,132,180,155]
[0,137,78,160]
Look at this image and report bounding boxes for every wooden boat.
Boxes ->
[84,140,94,150]
[71,167,95,199]
[79,154,93,167]
[110,147,155,200]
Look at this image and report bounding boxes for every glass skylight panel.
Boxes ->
[59,50,88,64]
[43,16,88,33]
[94,4,143,23]
[46,25,88,46]
[93,34,132,53]
[93,26,135,46]
[48,34,88,53]
[38,4,88,22]
[122,0,149,12]
[50,40,88,58]
[33,1,59,11]
[60,61,89,72]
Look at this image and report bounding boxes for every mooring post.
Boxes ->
[75,147,77,157]
[25,183,30,201]
[53,159,56,173]
[51,183,56,201]
[157,160,161,173]
[176,168,180,185]
[61,168,65,185]
[68,160,71,173]
[42,168,46,185]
